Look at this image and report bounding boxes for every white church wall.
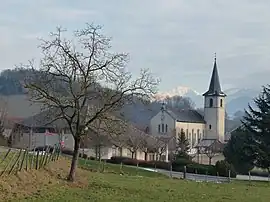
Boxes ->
[175,122,205,148]
[150,111,175,136]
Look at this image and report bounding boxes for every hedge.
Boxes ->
[107,156,236,178]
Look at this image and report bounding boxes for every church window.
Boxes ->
[158,124,160,133]
[165,124,168,132]
[162,124,164,133]
[209,124,212,130]
[209,98,213,107]
[220,99,223,107]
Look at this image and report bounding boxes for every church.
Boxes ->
[148,57,227,158]
[9,57,229,163]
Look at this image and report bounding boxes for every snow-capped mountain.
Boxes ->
[155,86,260,115]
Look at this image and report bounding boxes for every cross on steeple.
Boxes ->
[202,54,226,97]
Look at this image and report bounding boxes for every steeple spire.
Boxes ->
[203,55,226,97]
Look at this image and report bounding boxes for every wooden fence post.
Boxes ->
[56,145,60,160]
[19,149,28,171]
[0,149,11,165]
[8,149,23,175]
[50,146,55,162]
[183,166,187,179]
[30,147,36,170]
[40,147,48,167]
[35,151,40,170]
[170,164,173,178]
[1,152,17,176]
[25,150,29,171]
[42,148,49,167]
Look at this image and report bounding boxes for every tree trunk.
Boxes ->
[95,145,98,160]
[209,157,212,165]
[119,147,123,157]
[144,152,148,161]
[67,136,81,182]
[98,145,101,160]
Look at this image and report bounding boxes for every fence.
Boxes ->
[0,145,61,177]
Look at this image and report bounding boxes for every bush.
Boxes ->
[185,163,216,176]
[82,154,88,159]
[172,158,193,167]
[108,156,170,170]
[33,146,54,153]
[62,149,74,156]
[249,171,269,177]
[89,156,96,160]
[108,156,237,178]
[215,160,237,178]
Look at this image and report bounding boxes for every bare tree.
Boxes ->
[125,127,146,159]
[139,134,154,161]
[22,24,159,181]
[152,136,174,161]
[164,95,195,110]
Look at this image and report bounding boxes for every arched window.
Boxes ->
[158,124,160,133]
[209,98,213,107]
[165,124,168,132]
[220,99,223,107]
[209,124,212,130]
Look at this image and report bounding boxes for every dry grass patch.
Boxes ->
[0,157,89,201]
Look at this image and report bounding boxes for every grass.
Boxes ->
[1,157,270,202]
[78,158,165,178]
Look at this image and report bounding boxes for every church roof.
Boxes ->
[203,57,226,97]
[166,109,205,124]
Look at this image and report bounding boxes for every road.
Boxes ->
[147,168,229,183]
[139,167,270,183]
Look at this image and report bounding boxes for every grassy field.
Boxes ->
[1,157,270,202]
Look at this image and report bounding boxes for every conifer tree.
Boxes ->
[176,130,190,159]
[242,85,270,173]
[223,127,254,173]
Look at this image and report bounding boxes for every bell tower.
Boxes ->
[203,55,226,142]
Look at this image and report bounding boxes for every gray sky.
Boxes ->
[1,0,270,93]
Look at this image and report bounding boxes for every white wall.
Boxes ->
[150,111,175,136]
[204,96,225,142]
[175,122,205,148]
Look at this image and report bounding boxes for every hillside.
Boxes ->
[1,157,270,202]
[0,69,241,133]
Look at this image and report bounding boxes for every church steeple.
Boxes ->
[203,54,226,97]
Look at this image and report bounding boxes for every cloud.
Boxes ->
[0,0,270,92]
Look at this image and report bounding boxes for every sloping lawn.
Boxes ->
[17,173,270,202]
[1,157,270,202]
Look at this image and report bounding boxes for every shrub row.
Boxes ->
[107,156,237,178]
[61,149,96,160]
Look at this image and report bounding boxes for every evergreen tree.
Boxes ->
[223,127,254,173]
[242,85,270,173]
[176,130,190,159]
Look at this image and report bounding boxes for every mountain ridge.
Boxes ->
[155,85,260,115]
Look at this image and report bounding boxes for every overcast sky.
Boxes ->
[1,0,270,93]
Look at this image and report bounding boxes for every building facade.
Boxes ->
[149,57,226,153]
